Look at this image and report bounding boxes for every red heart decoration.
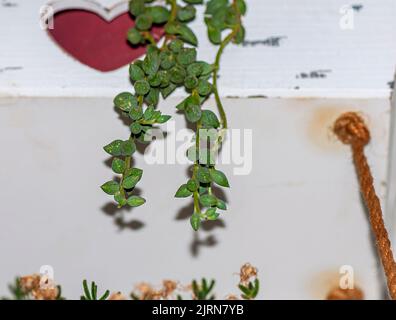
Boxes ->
[48,10,164,72]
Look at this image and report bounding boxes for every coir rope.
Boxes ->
[333,112,396,299]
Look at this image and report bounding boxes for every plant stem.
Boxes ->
[193,116,202,214]
[213,31,236,130]
[161,0,178,49]
[212,0,242,129]
[120,96,144,200]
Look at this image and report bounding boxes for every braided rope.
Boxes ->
[333,112,396,299]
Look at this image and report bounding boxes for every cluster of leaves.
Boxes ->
[2,278,29,300]
[238,278,259,300]
[102,0,246,230]
[205,0,246,45]
[80,280,110,300]
[191,278,216,300]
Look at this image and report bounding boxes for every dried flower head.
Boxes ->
[19,274,59,300]
[19,274,40,293]
[108,292,126,300]
[239,263,258,284]
[161,280,178,298]
[32,286,59,300]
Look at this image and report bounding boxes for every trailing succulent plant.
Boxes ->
[101,0,246,230]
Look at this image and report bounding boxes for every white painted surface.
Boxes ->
[0,0,395,98]
[0,97,391,299]
[387,73,396,241]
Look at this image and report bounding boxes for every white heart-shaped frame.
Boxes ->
[47,0,129,21]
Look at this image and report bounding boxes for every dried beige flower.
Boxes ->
[20,275,40,293]
[239,263,258,284]
[108,292,126,300]
[19,274,59,300]
[161,280,178,298]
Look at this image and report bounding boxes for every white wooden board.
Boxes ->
[0,0,395,98]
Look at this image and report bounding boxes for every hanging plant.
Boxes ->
[101,0,246,230]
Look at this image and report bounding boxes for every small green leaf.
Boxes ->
[205,0,228,15]
[143,105,155,120]
[130,122,142,135]
[129,64,145,81]
[184,75,198,89]
[187,145,198,162]
[178,24,198,46]
[205,208,219,220]
[134,80,151,96]
[199,62,215,76]
[147,6,170,24]
[175,184,193,198]
[156,115,171,123]
[123,175,139,189]
[200,194,217,207]
[121,140,136,156]
[201,110,220,128]
[210,169,229,187]
[197,167,211,183]
[168,39,184,53]
[111,158,126,174]
[187,62,203,77]
[127,28,142,45]
[169,65,186,84]
[127,195,146,207]
[143,49,160,76]
[177,5,196,22]
[129,106,143,120]
[103,140,123,156]
[101,181,119,195]
[206,22,222,44]
[165,21,180,35]
[236,0,247,15]
[197,79,212,96]
[136,13,153,31]
[145,87,160,106]
[161,83,177,98]
[129,0,146,16]
[114,92,137,112]
[234,25,245,44]
[158,70,171,87]
[186,179,198,192]
[148,73,162,87]
[190,214,201,231]
[216,199,227,210]
[225,7,238,25]
[185,103,202,123]
[238,284,251,296]
[177,48,197,66]
[125,168,143,180]
[114,192,127,207]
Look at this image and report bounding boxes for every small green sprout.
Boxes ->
[80,280,110,300]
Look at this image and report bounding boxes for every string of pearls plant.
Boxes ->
[101,0,246,230]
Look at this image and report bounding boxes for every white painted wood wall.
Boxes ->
[0,0,395,299]
[0,0,395,97]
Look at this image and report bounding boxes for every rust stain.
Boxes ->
[308,269,364,299]
[307,106,362,152]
